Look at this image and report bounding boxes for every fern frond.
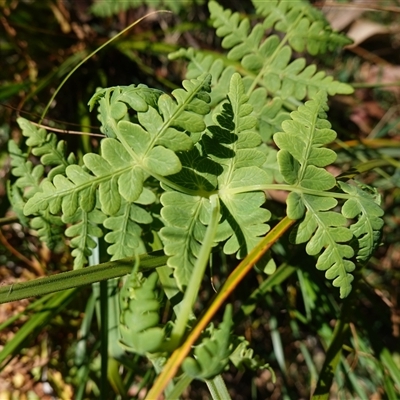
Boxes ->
[120,272,165,355]
[275,92,384,298]
[8,132,65,248]
[160,191,210,289]
[247,89,289,142]
[169,48,236,108]
[182,305,233,379]
[63,208,105,269]
[8,140,43,199]
[89,84,163,138]
[104,192,154,260]
[17,117,76,179]
[31,211,65,250]
[339,181,384,262]
[208,1,353,100]
[274,91,337,205]
[291,194,355,299]
[254,0,352,54]
[206,73,271,257]
[24,74,212,218]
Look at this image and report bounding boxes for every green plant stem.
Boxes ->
[226,184,351,199]
[170,194,220,347]
[0,215,20,226]
[312,317,349,400]
[0,250,168,304]
[145,216,295,400]
[206,375,232,400]
[100,280,109,400]
[351,81,400,89]
[0,289,76,368]
[312,284,359,399]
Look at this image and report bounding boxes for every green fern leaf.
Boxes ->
[160,191,210,289]
[339,181,384,262]
[169,48,236,109]
[254,0,352,55]
[31,211,64,250]
[290,194,355,298]
[274,92,383,298]
[8,140,43,199]
[182,305,233,379]
[208,1,353,100]
[63,208,105,269]
[274,91,337,202]
[25,75,211,219]
[206,73,271,257]
[120,272,165,355]
[104,190,155,260]
[17,117,76,179]
[247,89,290,142]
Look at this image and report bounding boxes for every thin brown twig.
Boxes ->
[318,1,400,13]
[0,229,44,276]
[29,121,105,138]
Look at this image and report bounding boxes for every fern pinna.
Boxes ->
[8,0,384,388]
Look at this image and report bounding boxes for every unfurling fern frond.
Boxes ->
[182,305,233,379]
[119,272,165,355]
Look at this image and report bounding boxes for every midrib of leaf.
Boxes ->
[36,165,135,204]
[297,100,319,186]
[351,191,377,251]
[222,183,351,200]
[303,196,348,275]
[246,11,304,96]
[143,74,210,159]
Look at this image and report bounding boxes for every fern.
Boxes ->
[274,92,383,298]
[254,0,352,55]
[6,3,386,396]
[22,75,211,267]
[206,74,271,257]
[160,73,271,289]
[8,121,72,249]
[182,305,233,379]
[119,272,166,355]
[209,1,352,100]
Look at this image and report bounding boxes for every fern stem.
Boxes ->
[245,12,303,97]
[145,216,295,400]
[169,194,220,347]
[206,375,232,400]
[226,183,352,199]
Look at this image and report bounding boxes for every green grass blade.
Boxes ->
[206,375,232,400]
[0,250,168,304]
[0,289,76,369]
